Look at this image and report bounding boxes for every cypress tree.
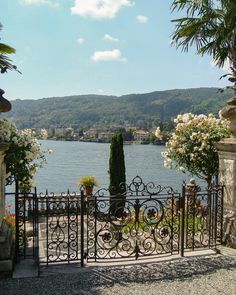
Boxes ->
[109,133,126,217]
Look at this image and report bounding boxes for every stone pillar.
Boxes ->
[0,143,14,274]
[0,143,9,225]
[216,98,236,248]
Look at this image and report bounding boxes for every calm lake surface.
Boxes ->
[34,140,193,193]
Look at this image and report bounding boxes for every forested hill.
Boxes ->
[4,87,233,130]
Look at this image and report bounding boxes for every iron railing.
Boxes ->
[9,176,223,267]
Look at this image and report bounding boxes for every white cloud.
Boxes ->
[71,0,134,19]
[19,0,59,7]
[77,38,85,44]
[103,34,119,42]
[91,49,127,62]
[136,15,148,24]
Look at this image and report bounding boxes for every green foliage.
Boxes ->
[109,133,126,194]
[3,88,234,130]
[78,175,99,188]
[109,133,126,217]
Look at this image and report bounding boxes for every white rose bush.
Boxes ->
[0,118,48,192]
[161,113,231,185]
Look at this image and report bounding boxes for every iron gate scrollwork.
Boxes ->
[37,191,81,265]
[14,184,39,262]
[86,176,181,261]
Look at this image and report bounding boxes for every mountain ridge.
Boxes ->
[4,87,233,130]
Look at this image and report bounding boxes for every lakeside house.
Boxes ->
[98,131,115,141]
[85,128,98,139]
[133,130,150,142]
[42,125,164,143]
[54,127,67,137]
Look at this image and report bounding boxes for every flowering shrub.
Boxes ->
[0,118,48,192]
[162,113,231,184]
[4,203,15,231]
[155,127,163,140]
[35,129,48,140]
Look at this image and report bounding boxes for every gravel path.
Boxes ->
[0,254,235,295]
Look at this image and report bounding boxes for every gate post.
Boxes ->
[80,190,85,267]
[33,187,39,263]
[180,184,185,257]
[0,143,9,223]
[216,99,236,248]
[0,143,14,275]
[216,138,236,248]
[15,180,19,259]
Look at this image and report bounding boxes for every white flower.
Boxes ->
[161,151,169,158]
[155,127,163,139]
[48,149,53,154]
[179,166,185,172]
[164,158,172,169]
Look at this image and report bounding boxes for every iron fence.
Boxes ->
[9,176,223,267]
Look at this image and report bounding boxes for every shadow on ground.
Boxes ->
[0,255,236,295]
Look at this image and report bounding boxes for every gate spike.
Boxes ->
[45,189,48,196]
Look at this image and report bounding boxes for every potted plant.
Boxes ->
[78,175,99,195]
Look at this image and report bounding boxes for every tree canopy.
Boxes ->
[3,88,233,130]
[0,23,19,74]
[109,133,126,217]
[171,0,236,92]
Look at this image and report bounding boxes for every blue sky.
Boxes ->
[0,0,229,100]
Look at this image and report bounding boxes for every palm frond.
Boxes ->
[0,43,16,54]
[0,23,19,73]
[171,0,236,69]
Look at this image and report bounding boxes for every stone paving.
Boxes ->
[0,251,236,295]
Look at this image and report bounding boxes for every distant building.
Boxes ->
[85,128,98,138]
[98,131,115,141]
[133,130,149,142]
[54,127,67,137]
[53,127,74,139]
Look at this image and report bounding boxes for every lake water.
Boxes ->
[33,140,194,194]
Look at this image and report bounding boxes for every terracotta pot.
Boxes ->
[85,186,93,196]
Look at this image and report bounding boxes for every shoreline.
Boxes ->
[39,138,166,145]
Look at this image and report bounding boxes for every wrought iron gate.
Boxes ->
[182,182,223,252]
[37,191,82,265]
[12,181,39,263]
[12,176,223,266]
[86,176,181,261]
